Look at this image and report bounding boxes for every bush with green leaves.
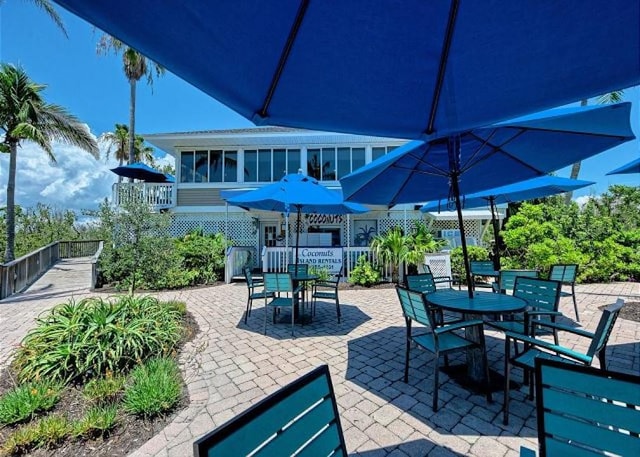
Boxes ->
[173,229,230,284]
[83,374,126,404]
[450,246,490,284]
[13,295,186,383]
[123,358,182,417]
[348,255,381,287]
[72,404,118,438]
[0,380,63,425]
[2,414,71,455]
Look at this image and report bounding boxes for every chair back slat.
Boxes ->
[243,267,255,288]
[497,269,538,294]
[549,264,578,284]
[396,286,433,328]
[287,263,309,275]
[263,272,293,293]
[406,273,436,295]
[470,261,495,275]
[586,299,624,358]
[513,277,561,313]
[535,358,640,457]
[193,365,346,457]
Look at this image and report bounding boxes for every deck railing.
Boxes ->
[225,246,258,283]
[0,240,103,300]
[112,182,175,210]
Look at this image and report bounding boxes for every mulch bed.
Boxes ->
[0,311,200,456]
[600,301,640,322]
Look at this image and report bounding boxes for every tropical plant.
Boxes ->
[405,220,447,271]
[123,357,182,417]
[13,0,68,36]
[0,64,99,262]
[97,37,164,171]
[370,226,409,283]
[0,380,63,425]
[99,124,155,172]
[12,295,186,383]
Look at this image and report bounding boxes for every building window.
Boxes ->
[245,148,301,182]
[308,148,337,180]
[180,150,239,183]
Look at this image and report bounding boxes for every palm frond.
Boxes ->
[27,0,68,37]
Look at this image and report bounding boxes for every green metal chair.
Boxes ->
[406,273,459,325]
[311,270,342,323]
[288,263,310,305]
[263,272,303,337]
[193,365,347,457]
[502,299,624,425]
[469,260,498,290]
[520,357,640,457]
[549,264,580,321]
[396,286,491,411]
[243,267,273,324]
[492,269,539,294]
[487,277,562,344]
[422,264,454,289]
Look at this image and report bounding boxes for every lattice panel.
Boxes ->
[169,213,256,246]
[430,219,482,243]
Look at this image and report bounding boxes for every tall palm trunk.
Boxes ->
[128,79,137,182]
[4,141,18,262]
[565,99,589,204]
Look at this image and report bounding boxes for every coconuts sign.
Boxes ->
[298,247,343,274]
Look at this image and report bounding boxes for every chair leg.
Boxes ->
[273,307,277,324]
[245,297,251,324]
[572,284,579,322]
[528,371,534,400]
[433,353,440,412]
[481,342,492,404]
[264,304,268,335]
[336,297,341,323]
[291,305,295,337]
[503,338,511,425]
[598,350,607,370]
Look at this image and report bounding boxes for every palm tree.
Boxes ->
[565,90,625,204]
[0,64,99,262]
[370,226,410,284]
[99,123,155,182]
[97,36,164,175]
[8,0,68,36]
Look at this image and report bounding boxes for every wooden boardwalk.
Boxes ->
[0,257,93,369]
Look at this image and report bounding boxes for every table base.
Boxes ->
[440,364,520,394]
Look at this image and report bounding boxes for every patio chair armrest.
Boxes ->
[293,284,305,294]
[532,320,595,338]
[525,310,563,317]
[435,319,484,334]
[504,332,591,364]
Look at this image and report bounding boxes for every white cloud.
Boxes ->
[0,136,125,214]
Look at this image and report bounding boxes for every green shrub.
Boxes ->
[450,246,490,284]
[2,414,72,454]
[72,405,118,438]
[309,265,332,283]
[13,295,185,383]
[83,374,126,404]
[348,255,381,287]
[0,380,63,425]
[174,229,230,284]
[123,358,182,417]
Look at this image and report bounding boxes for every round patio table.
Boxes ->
[426,289,527,384]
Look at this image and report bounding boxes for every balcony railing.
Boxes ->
[112,182,175,210]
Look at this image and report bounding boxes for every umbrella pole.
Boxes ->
[489,197,501,271]
[285,213,289,271]
[452,175,474,298]
[295,207,301,266]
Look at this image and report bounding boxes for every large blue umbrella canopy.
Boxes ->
[224,172,368,265]
[53,1,640,140]
[110,162,171,183]
[341,103,635,296]
[606,157,640,175]
[420,176,595,269]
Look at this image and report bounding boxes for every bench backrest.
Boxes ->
[470,261,495,275]
[193,365,347,457]
[549,264,578,284]
[287,263,309,276]
[534,358,640,457]
[263,272,293,293]
[497,269,538,294]
[586,299,624,360]
[396,286,434,328]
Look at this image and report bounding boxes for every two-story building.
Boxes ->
[115,127,498,279]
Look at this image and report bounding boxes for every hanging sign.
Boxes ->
[297,247,343,274]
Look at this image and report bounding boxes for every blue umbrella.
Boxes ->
[341,103,635,296]
[53,1,640,140]
[224,172,368,265]
[111,162,170,183]
[606,157,640,175]
[420,176,595,269]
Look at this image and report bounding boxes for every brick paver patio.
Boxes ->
[1,261,638,456]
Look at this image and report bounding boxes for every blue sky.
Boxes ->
[0,2,638,213]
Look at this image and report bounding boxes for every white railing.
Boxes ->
[112,182,174,210]
[260,246,393,281]
[225,246,258,283]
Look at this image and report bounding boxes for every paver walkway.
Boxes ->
[0,262,638,456]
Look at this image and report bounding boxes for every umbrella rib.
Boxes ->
[257,0,310,119]
[425,0,459,135]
